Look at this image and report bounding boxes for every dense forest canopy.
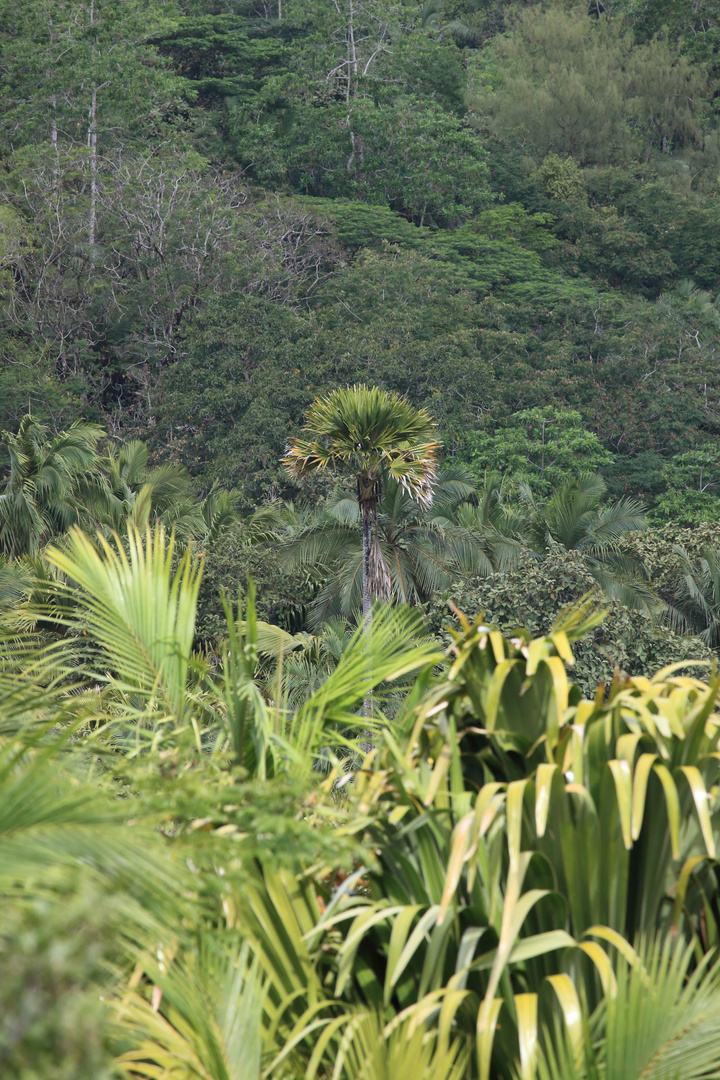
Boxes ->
[5,2,720,1078]
[2,0,720,510]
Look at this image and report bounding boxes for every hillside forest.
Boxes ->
[4,0,720,1077]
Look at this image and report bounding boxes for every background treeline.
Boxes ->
[2,0,720,511]
[3,0,720,673]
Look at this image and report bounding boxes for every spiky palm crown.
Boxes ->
[283,385,440,509]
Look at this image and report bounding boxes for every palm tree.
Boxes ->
[535,938,720,1080]
[0,417,239,564]
[283,386,440,628]
[87,439,195,535]
[506,473,653,610]
[0,415,104,556]
[276,466,486,627]
[664,544,720,648]
[87,441,239,545]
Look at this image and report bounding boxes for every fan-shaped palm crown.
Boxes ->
[283,385,440,508]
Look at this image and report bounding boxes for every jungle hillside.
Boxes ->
[3,1,720,1078]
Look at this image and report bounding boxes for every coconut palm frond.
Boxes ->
[0,416,105,557]
[588,563,659,614]
[197,484,240,546]
[586,497,647,550]
[663,545,720,648]
[115,935,268,1080]
[315,1008,468,1080]
[0,554,33,610]
[308,549,364,629]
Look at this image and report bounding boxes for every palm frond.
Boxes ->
[536,937,720,1080]
[311,1009,468,1080]
[115,935,266,1080]
[0,729,183,915]
[43,525,202,718]
[284,385,440,508]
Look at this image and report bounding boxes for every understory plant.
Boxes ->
[2,526,720,1078]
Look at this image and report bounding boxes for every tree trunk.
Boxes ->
[88,84,98,247]
[361,496,374,748]
[361,497,373,630]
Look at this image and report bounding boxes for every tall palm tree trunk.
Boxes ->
[361,497,373,630]
[361,496,374,740]
[360,494,392,742]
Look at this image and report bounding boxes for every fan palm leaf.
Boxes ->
[284,386,440,632]
[536,937,720,1080]
[42,525,202,720]
[284,384,440,507]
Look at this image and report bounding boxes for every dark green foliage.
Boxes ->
[150,14,285,107]
[2,0,720,512]
[196,523,316,641]
[425,548,712,693]
[157,294,330,502]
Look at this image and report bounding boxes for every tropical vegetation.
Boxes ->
[4,519,720,1077]
[5,0,720,1075]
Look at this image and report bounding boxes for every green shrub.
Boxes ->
[425,548,712,692]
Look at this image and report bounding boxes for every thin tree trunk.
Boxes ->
[88,84,98,246]
[346,0,362,177]
[50,93,57,148]
[87,0,103,249]
[348,0,358,86]
[361,496,374,750]
[362,497,373,630]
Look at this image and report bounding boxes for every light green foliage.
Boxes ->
[470,3,710,165]
[536,939,720,1080]
[534,153,587,203]
[653,449,720,526]
[0,889,117,1080]
[316,605,720,1075]
[463,407,613,493]
[4,0,720,1070]
[1,524,720,1076]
